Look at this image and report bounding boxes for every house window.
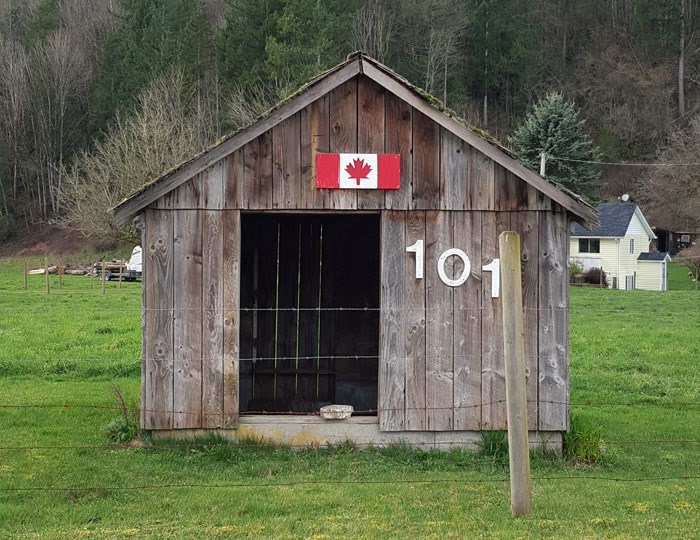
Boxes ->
[579,238,600,253]
[629,238,634,254]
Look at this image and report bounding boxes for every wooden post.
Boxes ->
[499,231,532,517]
[539,152,546,177]
[90,266,94,289]
[44,256,50,295]
[118,260,123,289]
[23,260,28,290]
[58,258,62,290]
[101,261,106,295]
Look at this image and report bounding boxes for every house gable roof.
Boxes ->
[113,52,598,227]
[572,203,653,238]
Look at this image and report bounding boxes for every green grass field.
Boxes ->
[1,257,699,539]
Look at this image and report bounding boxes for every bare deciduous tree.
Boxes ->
[639,114,700,232]
[224,80,285,131]
[0,37,28,209]
[351,1,394,62]
[29,29,90,217]
[61,67,217,241]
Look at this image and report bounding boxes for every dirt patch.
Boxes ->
[0,224,116,258]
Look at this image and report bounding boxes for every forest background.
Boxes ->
[0,0,698,244]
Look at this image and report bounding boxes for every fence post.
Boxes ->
[101,261,106,295]
[24,260,28,290]
[499,231,532,517]
[58,257,62,290]
[45,256,50,295]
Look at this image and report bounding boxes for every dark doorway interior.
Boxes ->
[239,214,380,415]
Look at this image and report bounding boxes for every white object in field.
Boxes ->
[320,404,353,420]
[127,246,142,273]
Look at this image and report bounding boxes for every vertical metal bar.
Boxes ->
[294,223,303,397]
[316,223,324,400]
[251,242,259,400]
[273,222,281,400]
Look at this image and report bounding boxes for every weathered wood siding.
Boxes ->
[142,73,570,432]
[379,208,568,432]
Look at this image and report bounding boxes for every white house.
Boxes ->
[570,203,670,290]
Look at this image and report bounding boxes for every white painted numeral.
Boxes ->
[406,240,424,279]
[437,249,471,287]
[482,259,500,298]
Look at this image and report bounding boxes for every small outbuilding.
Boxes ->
[636,252,672,291]
[114,53,596,448]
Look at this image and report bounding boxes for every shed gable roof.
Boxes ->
[572,203,653,238]
[113,52,597,227]
[638,252,671,262]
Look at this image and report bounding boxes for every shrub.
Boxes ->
[584,267,607,287]
[568,260,584,281]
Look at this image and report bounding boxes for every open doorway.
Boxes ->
[239,214,380,415]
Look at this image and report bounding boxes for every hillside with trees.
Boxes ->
[1,0,698,242]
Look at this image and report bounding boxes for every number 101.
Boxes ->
[406,240,500,298]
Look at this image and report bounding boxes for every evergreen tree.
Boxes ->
[24,0,59,48]
[90,0,212,134]
[264,0,344,89]
[508,93,601,199]
[217,0,284,89]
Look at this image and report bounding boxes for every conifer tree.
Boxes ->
[508,93,601,199]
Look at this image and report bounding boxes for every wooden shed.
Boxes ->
[114,53,596,449]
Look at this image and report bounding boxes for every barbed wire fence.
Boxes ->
[1,270,699,530]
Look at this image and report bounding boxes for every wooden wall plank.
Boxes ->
[173,176,202,209]
[511,211,540,429]
[425,210,454,431]
[357,76,386,210]
[405,211,426,430]
[453,211,482,430]
[143,209,174,429]
[538,211,569,431]
[272,114,302,209]
[440,129,468,211]
[469,150,495,210]
[308,94,330,208]
[173,209,203,428]
[202,161,225,210]
[379,211,406,431]
[496,167,529,211]
[202,210,224,428]
[384,92,412,210]
[241,135,273,210]
[224,150,244,209]
[328,77,358,209]
[221,211,241,429]
[412,110,440,209]
[481,211,507,429]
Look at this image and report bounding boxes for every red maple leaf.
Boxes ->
[345,158,372,185]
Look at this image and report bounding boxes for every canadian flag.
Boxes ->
[316,153,400,189]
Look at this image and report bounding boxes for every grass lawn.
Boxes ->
[1,257,699,539]
[668,261,699,291]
